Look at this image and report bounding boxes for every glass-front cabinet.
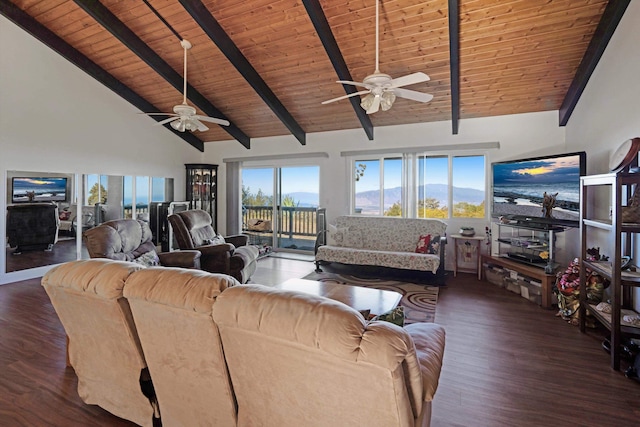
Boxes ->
[185,164,218,230]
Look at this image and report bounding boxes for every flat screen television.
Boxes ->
[12,177,68,203]
[491,151,586,225]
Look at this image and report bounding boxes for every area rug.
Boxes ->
[302,271,439,324]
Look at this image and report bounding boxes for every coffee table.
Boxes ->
[274,278,402,316]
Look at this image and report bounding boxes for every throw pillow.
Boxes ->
[133,250,160,268]
[203,234,226,246]
[415,234,431,254]
[427,234,441,255]
[327,224,349,246]
[371,306,405,327]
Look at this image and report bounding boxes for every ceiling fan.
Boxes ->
[322,0,433,114]
[142,39,229,132]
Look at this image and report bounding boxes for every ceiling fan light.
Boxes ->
[171,120,186,132]
[360,93,375,110]
[381,91,396,111]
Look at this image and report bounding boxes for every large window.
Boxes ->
[417,155,448,218]
[354,158,402,216]
[352,153,485,219]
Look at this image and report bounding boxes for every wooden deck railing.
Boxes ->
[243,205,319,238]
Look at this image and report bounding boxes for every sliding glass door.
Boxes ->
[242,165,320,252]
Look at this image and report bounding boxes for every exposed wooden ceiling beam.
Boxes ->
[179,0,306,146]
[0,0,205,152]
[448,0,460,135]
[302,0,374,141]
[559,0,630,126]
[73,0,251,149]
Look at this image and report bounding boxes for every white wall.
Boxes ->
[0,16,204,283]
[565,0,640,172]
[565,0,640,310]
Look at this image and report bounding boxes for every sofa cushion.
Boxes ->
[344,229,363,248]
[327,224,348,246]
[316,246,441,273]
[334,216,447,253]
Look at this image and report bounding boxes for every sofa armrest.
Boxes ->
[225,234,249,247]
[197,243,236,256]
[314,229,328,255]
[404,322,446,402]
[158,250,201,269]
[439,235,447,267]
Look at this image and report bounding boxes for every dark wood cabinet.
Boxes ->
[185,164,218,230]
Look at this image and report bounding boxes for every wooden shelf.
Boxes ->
[579,171,640,371]
[584,260,640,286]
[586,303,640,335]
[481,254,556,308]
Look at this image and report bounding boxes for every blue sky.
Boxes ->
[243,167,320,196]
[243,158,485,195]
[356,156,486,192]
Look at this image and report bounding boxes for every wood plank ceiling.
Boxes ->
[1,0,620,151]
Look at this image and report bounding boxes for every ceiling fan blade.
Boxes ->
[194,115,230,126]
[140,112,178,117]
[192,119,209,132]
[337,80,371,89]
[322,90,371,105]
[389,72,430,88]
[393,88,434,103]
[366,95,381,114]
[156,116,180,126]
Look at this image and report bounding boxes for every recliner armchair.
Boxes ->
[41,259,159,426]
[212,284,446,427]
[6,203,59,253]
[168,209,259,283]
[83,219,201,269]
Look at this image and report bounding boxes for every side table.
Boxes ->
[451,234,485,280]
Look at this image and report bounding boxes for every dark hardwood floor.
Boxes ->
[1,257,639,426]
[5,238,88,272]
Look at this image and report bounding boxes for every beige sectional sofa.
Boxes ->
[42,259,446,427]
[316,215,448,284]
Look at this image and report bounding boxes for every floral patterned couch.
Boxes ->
[315,216,448,284]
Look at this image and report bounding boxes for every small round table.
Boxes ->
[451,234,485,280]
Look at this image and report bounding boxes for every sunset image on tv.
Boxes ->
[492,152,585,221]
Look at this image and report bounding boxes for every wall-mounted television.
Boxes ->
[491,151,586,225]
[12,177,68,203]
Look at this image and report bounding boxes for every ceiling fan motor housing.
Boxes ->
[363,72,393,88]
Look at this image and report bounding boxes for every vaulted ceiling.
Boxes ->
[1,0,629,151]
